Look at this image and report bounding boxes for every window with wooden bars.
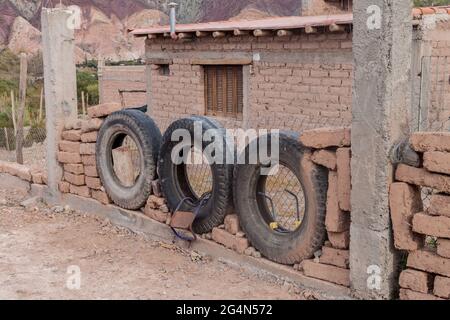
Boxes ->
[204,65,244,119]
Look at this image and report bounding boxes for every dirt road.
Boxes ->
[0,187,312,300]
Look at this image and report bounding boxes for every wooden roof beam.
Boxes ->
[254,29,272,37]
[277,29,293,37]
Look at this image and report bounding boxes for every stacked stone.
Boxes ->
[391,132,450,300]
[57,103,123,205]
[298,127,352,287]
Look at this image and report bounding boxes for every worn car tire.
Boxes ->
[233,132,328,265]
[158,116,234,234]
[96,110,162,210]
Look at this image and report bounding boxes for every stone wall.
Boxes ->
[391,132,450,300]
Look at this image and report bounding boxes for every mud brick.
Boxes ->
[86,177,102,190]
[327,231,350,249]
[410,132,450,153]
[212,228,249,254]
[224,214,241,235]
[302,260,350,287]
[336,148,351,211]
[423,152,450,175]
[58,152,82,164]
[84,165,98,177]
[437,239,450,259]
[144,207,169,224]
[31,171,44,184]
[59,141,80,153]
[91,190,111,205]
[81,131,98,143]
[399,269,433,293]
[87,103,122,118]
[64,164,84,175]
[2,162,32,181]
[395,164,450,194]
[326,172,350,233]
[61,130,82,142]
[81,118,103,133]
[319,246,349,269]
[434,276,450,299]
[399,289,443,300]
[69,184,91,198]
[389,183,424,251]
[58,181,70,193]
[407,250,450,278]
[64,172,85,186]
[82,155,96,166]
[299,127,351,149]
[412,213,450,239]
[311,150,337,170]
[64,118,83,130]
[429,194,450,218]
[80,143,96,155]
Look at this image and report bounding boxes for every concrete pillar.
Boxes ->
[351,1,413,299]
[42,8,78,201]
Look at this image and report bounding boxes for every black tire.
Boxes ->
[96,110,162,210]
[233,132,328,265]
[158,116,234,234]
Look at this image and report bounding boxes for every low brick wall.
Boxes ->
[391,132,450,300]
[298,127,351,287]
[0,160,47,185]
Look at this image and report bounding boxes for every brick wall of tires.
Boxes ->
[55,103,354,289]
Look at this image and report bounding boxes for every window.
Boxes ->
[204,65,244,118]
[158,64,170,76]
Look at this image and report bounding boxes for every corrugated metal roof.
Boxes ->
[131,6,450,38]
[131,14,353,37]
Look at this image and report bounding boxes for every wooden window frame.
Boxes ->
[203,65,244,120]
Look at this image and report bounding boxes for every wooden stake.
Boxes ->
[81,91,86,116]
[39,87,44,122]
[10,90,16,134]
[4,127,10,151]
[16,53,27,165]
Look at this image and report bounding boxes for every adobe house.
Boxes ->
[130,6,450,132]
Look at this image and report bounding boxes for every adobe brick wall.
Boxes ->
[98,66,147,107]
[299,127,352,287]
[146,32,353,132]
[391,132,450,300]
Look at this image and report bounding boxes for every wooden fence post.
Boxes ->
[16,53,28,164]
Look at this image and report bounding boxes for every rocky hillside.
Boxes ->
[0,0,305,61]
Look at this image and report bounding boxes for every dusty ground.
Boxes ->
[0,187,314,300]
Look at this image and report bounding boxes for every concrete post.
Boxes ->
[351,1,413,299]
[41,8,78,201]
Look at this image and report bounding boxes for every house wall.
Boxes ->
[98,65,147,107]
[145,32,353,132]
